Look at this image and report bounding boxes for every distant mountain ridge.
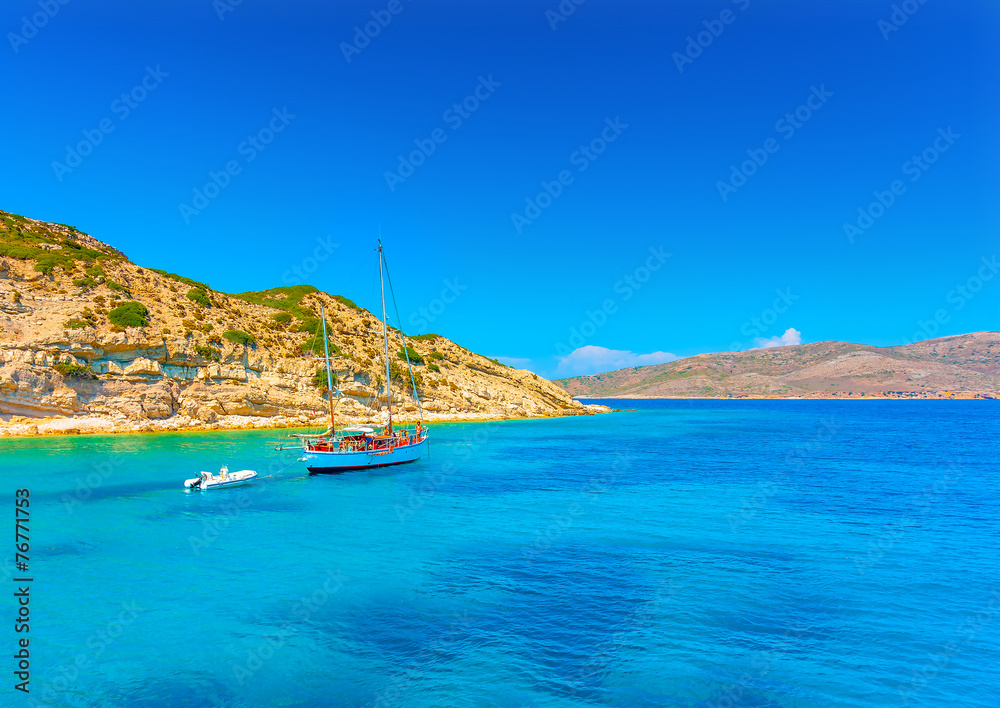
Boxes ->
[556,333,1000,399]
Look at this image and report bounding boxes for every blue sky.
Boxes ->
[3,0,998,378]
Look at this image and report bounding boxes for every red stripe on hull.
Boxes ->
[307,456,422,474]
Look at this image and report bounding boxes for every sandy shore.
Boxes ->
[0,405,612,438]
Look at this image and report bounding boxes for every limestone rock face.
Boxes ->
[124,358,161,377]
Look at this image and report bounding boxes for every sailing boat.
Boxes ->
[298,240,428,473]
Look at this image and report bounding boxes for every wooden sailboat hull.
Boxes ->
[304,438,427,473]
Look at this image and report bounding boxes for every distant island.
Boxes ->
[557,334,999,399]
[0,209,599,436]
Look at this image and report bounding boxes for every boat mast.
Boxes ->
[378,240,393,431]
[320,303,335,435]
[319,302,336,435]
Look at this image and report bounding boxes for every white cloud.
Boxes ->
[494,356,533,369]
[555,345,678,377]
[754,327,802,349]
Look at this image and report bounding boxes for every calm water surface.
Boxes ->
[2,400,997,707]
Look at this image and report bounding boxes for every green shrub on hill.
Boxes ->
[0,215,118,274]
[427,363,440,373]
[223,329,255,346]
[332,294,362,311]
[0,244,38,260]
[148,268,209,291]
[106,280,129,294]
[33,256,60,275]
[273,312,292,324]
[300,334,341,356]
[233,285,318,318]
[397,346,424,365]
[234,286,366,325]
[411,333,440,341]
[428,351,444,360]
[295,317,322,335]
[108,301,149,329]
[73,277,98,289]
[312,368,337,395]
[53,363,96,379]
[64,319,89,329]
[194,345,221,361]
[187,288,211,308]
[389,360,422,391]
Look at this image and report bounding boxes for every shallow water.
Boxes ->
[3,400,998,707]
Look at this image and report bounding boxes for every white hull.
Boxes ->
[184,469,257,490]
[304,438,427,473]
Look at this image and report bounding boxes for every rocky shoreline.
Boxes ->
[0,405,612,438]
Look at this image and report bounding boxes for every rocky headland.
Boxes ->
[0,209,604,437]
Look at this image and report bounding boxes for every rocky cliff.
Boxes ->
[0,209,597,435]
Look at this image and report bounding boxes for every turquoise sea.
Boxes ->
[3,400,998,707]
